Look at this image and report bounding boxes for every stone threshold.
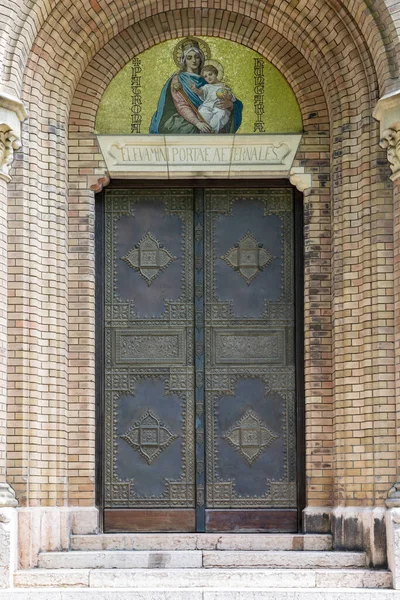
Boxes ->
[14,567,392,589]
[37,549,367,569]
[70,533,333,552]
[1,587,399,599]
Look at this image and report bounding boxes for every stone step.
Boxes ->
[202,550,367,569]
[38,550,203,569]
[5,586,398,600]
[71,533,333,552]
[37,550,366,570]
[14,567,392,589]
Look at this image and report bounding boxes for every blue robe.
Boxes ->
[150,71,243,134]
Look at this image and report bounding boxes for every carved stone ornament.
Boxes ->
[379,127,400,180]
[221,231,275,285]
[0,482,18,507]
[121,410,178,464]
[222,409,278,466]
[98,134,303,179]
[386,482,400,508]
[0,93,27,182]
[89,175,110,193]
[0,126,21,183]
[373,90,400,180]
[289,167,312,192]
[122,231,176,286]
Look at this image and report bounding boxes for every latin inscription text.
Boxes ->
[110,143,290,165]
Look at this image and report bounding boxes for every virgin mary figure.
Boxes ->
[150,38,242,134]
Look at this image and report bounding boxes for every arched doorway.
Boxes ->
[96,180,304,532]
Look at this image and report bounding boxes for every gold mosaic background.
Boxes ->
[95,37,303,134]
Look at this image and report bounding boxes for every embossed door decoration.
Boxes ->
[103,189,196,532]
[101,187,298,533]
[204,189,296,532]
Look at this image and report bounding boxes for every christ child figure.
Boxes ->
[190,65,236,133]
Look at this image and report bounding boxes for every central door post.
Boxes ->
[194,189,206,531]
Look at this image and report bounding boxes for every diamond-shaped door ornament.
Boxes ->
[121,410,178,465]
[220,231,276,285]
[122,231,176,286]
[222,409,278,466]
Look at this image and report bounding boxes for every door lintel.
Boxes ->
[96,134,303,180]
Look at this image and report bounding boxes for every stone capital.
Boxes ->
[378,126,400,181]
[373,90,400,180]
[0,92,27,183]
[0,483,18,508]
[386,482,400,508]
[0,126,21,183]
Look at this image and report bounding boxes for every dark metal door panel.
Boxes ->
[101,185,299,533]
[204,188,297,531]
[103,189,195,531]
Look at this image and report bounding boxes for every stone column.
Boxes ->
[0,92,26,587]
[374,89,400,587]
[374,91,400,505]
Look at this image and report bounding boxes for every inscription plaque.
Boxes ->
[97,134,302,179]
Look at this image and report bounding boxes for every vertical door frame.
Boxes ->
[95,190,105,532]
[95,179,305,533]
[294,186,305,532]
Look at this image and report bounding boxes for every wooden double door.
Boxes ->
[97,183,303,533]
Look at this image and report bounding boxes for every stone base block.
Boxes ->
[385,507,400,589]
[18,507,99,569]
[303,507,332,534]
[0,507,17,588]
[331,507,387,569]
[303,506,387,569]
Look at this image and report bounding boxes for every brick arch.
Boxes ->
[346,0,400,84]
[64,13,396,509]
[66,24,333,507]
[70,22,328,134]
[20,5,376,124]
[5,0,398,100]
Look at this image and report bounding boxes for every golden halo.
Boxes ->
[173,36,211,68]
[203,59,224,81]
